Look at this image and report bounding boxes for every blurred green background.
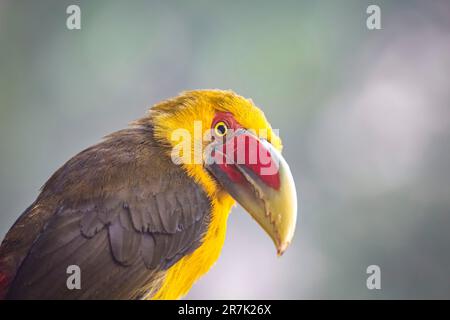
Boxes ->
[1,0,450,299]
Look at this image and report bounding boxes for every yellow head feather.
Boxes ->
[142,89,282,198]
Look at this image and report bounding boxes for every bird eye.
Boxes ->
[214,121,228,136]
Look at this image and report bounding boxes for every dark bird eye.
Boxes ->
[214,121,228,136]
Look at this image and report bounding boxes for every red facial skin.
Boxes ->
[211,112,280,190]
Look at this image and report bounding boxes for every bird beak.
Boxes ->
[205,129,297,255]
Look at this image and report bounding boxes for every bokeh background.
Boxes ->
[1,0,450,299]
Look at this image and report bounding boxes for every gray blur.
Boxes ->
[1,0,450,299]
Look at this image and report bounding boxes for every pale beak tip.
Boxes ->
[276,241,290,256]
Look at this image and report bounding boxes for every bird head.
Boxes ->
[141,90,297,255]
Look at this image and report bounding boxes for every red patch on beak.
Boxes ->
[213,131,281,190]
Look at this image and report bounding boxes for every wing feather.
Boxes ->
[1,126,211,299]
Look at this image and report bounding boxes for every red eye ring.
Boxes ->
[211,112,241,134]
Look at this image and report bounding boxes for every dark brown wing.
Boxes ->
[0,126,211,299]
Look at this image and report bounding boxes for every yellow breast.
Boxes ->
[150,193,235,300]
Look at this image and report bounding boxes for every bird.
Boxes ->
[0,89,297,300]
